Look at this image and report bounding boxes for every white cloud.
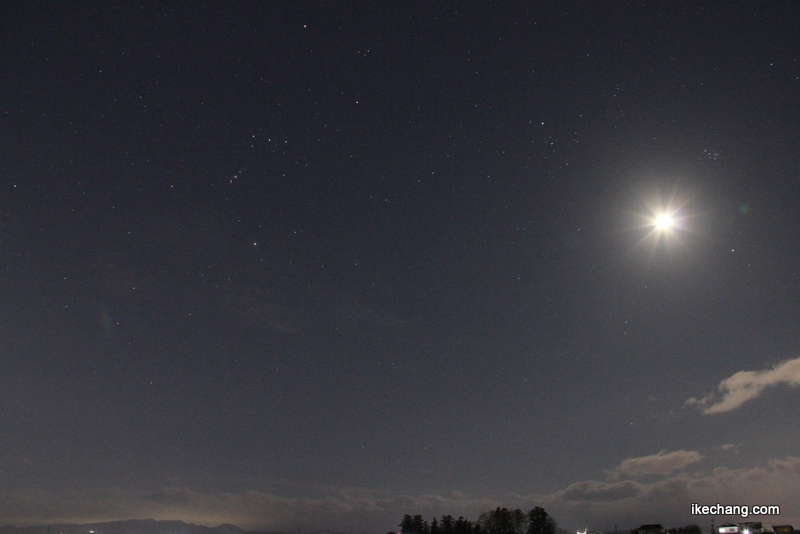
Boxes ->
[686,357,800,414]
[539,456,800,531]
[613,450,704,478]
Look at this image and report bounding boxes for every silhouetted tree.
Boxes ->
[478,507,527,534]
[441,515,455,534]
[400,506,559,534]
[454,516,474,534]
[526,507,556,534]
[413,515,430,534]
[401,515,430,534]
[401,515,414,534]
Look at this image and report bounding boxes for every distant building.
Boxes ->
[772,526,793,534]
[719,524,739,534]
[636,525,666,534]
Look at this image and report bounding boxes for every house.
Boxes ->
[719,524,739,534]
[636,525,666,534]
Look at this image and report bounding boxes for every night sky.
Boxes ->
[2,1,800,531]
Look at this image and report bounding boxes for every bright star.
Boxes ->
[629,186,698,263]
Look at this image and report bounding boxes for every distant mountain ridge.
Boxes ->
[0,519,309,534]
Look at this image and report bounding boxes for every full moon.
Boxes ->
[654,214,673,230]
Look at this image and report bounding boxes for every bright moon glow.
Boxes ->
[654,214,673,230]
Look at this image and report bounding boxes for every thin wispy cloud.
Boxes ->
[0,486,496,532]
[555,479,643,502]
[612,450,704,478]
[686,357,800,414]
[4,457,799,532]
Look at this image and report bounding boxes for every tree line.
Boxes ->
[398,506,557,534]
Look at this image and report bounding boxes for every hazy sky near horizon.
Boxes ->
[2,1,799,531]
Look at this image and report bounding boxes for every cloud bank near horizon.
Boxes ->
[686,357,800,414]
[3,453,798,532]
[542,455,799,530]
